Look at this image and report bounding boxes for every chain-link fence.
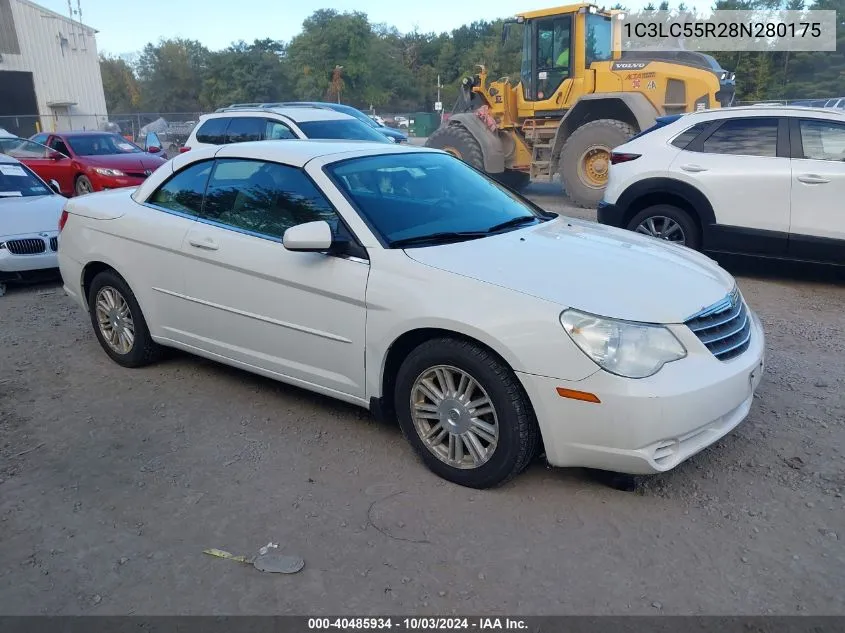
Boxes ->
[735,98,843,106]
[0,113,203,153]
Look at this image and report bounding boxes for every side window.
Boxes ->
[585,14,612,67]
[31,133,49,145]
[798,119,845,161]
[49,137,71,156]
[698,118,779,157]
[264,119,297,140]
[195,117,230,144]
[535,16,571,100]
[147,161,213,216]
[200,159,339,239]
[671,122,711,149]
[225,117,264,144]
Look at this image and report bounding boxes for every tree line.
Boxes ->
[99,0,845,116]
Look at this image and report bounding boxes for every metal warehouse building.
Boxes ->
[0,0,107,137]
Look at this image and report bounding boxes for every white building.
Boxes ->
[0,0,108,136]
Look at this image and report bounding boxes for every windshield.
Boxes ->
[297,119,390,143]
[0,162,52,198]
[0,138,53,159]
[66,134,143,156]
[326,152,549,247]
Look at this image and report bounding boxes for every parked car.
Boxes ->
[57,140,765,488]
[278,102,408,143]
[0,153,65,296]
[0,127,14,138]
[599,105,845,266]
[27,131,167,196]
[182,106,390,153]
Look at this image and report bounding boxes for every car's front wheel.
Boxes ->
[75,175,94,196]
[394,338,539,489]
[87,269,163,367]
[626,204,701,250]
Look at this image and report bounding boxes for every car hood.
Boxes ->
[0,194,64,237]
[81,153,167,171]
[378,127,408,140]
[404,216,736,324]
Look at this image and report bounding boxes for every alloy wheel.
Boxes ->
[94,286,135,354]
[635,216,687,244]
[410,365,499,470]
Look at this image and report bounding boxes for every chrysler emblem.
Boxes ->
[144,169,152,176]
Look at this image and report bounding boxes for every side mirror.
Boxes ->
[49,150,64,160]
[49,179,61,194]
[282,220,333,252]
[147,146,161,153]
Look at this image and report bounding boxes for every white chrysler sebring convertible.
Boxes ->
[57,140,765,489]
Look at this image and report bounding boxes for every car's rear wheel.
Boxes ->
[394,337,539,489]
[87,269,163,367]
[75,175,94,196]
[626,204,701,250]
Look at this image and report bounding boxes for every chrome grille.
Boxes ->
[6,238,46,255]
[125,171,148,179]
[685,288,751,361]
[49,237,58,251]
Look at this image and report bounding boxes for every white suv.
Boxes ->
[600,105,845,266]
[181,106,390,153]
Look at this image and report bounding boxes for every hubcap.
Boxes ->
[635,216,686,245]
[77,179,91,194]
[94,286,135,354]
[578,145,611,188]
[410,365,499,470]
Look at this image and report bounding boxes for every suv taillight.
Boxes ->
[610,152,641,165]
[179,146,191,154]
[58,209,69,232]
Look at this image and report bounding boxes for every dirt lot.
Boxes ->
[1,188,844,616]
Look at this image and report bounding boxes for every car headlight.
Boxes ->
[93,167,125,177]
[560,309,687,378]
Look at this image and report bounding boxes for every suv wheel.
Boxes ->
[627,204,700,250]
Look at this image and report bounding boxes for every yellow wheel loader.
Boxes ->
[425,3,736,207]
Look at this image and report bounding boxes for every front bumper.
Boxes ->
[91,174,147,191]
[517,310,765,475]
[596,200,626,228]
[0,234,59,280]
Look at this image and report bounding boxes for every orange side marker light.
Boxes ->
[556,387,601,404]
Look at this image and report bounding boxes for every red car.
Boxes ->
[18,131,168,197]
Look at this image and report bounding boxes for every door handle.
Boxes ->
[680,164,708,173]
[797,174,830,184]
[188,237,219,251]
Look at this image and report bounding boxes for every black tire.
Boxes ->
[75,175,94,197]
[493,169,531,192]
[394,337,539,489]
[626,204,701,250]
[559,118,636,208]
[87,269,163,368]
[425,124,484,171]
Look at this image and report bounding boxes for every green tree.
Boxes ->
[135,38,210,112]
[99,55,140,113]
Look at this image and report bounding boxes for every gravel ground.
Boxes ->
[1,187,844,616]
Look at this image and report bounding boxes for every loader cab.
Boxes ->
[512,4,614,104]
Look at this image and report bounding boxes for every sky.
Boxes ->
[37,0,654,57]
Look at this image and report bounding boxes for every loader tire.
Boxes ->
[426,124,485,171]
[559,119,636,209]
